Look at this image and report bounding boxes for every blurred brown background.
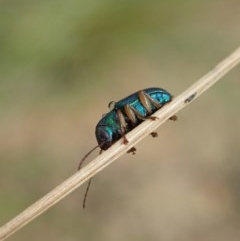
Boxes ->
[0,0,240,241]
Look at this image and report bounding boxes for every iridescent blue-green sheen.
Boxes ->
[114,87,172,116]
[95,87,172,150]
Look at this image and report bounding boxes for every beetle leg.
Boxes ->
[108,101,116,110]
[169,115,178,121]
[124,104,138,124]
[116,109,129,144]
[127,146,137,155]
[124,104,158,140]
[138,90,163,113]
[125,104,158,122]
[139,90,178,121]
[150,132,158,138]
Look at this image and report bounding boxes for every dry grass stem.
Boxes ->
[0,46,240,241]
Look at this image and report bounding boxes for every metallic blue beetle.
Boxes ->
[95,87,176,150]
[79,87,176,208]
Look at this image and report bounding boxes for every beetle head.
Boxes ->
[95,126,113,150]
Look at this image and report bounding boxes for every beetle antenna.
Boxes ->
[83,178,92,209]
[78,145,99,209]
[78,145,99,170]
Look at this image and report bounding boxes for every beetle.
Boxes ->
[78,87,177,208]
[95,87,176,151]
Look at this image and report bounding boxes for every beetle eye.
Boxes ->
[100,129,109,142]
[108,101,116,110]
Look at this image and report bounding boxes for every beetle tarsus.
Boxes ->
[148,116,158,121]
[150,132,158,138]
[127,147,137,154]
[169,115,177,121]
[122,135,129,145]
